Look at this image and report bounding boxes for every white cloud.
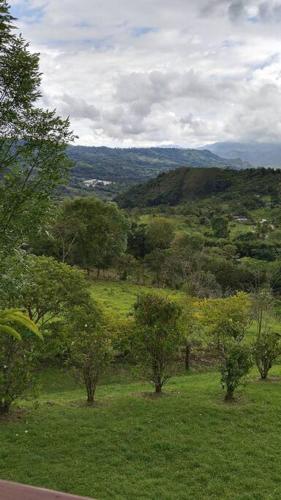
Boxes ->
[8,0,281,146]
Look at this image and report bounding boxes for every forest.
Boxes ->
[2,1,281,499]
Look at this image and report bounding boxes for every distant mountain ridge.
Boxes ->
[205,142,281,168]
[116,166,281,208]
[67,146,251,197]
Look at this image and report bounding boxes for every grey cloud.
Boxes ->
[12,0,281,146]
[228,0,246,21]
[59,94,101,120]
[200,0,281,23]
[258,2,281,22]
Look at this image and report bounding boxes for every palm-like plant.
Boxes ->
[0,309,42,341]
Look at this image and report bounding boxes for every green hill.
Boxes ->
[116,166,281,208]
[66,146,250,197]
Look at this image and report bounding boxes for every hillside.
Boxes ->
[116,166,281,208]
[66,146,250,197]
[206,142,281,168]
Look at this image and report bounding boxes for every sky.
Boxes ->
[8,0,281,147]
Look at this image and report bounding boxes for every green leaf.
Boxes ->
[0,324,22,340]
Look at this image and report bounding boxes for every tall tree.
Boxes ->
[0,1,74,251]
[58,197,129,274]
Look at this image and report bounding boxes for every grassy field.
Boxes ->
[2,280,281,499]
[2,368,281,499]
[91,280,185,317]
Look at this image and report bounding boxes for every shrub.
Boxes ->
[133,293,182,393]
[221,344,252,401]
[0,310,42,414]
[65,302,113,405]
[254,331,281,380]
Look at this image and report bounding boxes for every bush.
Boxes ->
[0,310,42,414]
[254,331,281,380]
[133,293,182,393]
[221,344,252,401]
[65,302,113,405]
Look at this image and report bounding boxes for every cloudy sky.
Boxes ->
[9,0,281,147]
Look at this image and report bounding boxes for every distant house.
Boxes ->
[84,178,113,188]
[233,216,249,223]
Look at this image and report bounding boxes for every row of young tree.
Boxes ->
[1,252,280,413]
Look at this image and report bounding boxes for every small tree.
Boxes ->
[133,293,182,393]
[221,343,252,401]
[178,298,206,372]
[0,309,42,414]
[200,293,252,401]
[65,302,112,405]
[254,331,281,380]
[211,216,229,239]
[252,288,281,380]
[146,218,175,252]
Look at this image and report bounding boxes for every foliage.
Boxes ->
[133,293,182,393]
[57,197,129,272]
[0,1,74,251]
[145,217,175,251]
[0,307,42,414]
[252,288,281,380]
[176,297,204,371]
[0,308,41,340]
[211,216,229,239]
[220,343,252,401]
[117,167,281,208]
[127,222,148,259]
[114,254,138,281]
[65,301,113,404]
[199,293,252,400]
[254,331,281,380]
[0,254,90,326]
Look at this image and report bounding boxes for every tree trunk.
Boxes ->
[185,343,192,371]
[85,377,96,405]
[0,401,10,415]
[155,383,162,394]
[224,389,234,402]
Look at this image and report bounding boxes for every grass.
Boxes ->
[90,280,185,317]
[2,282,281,498]
[2,368,281,499]
[138,214,208,236]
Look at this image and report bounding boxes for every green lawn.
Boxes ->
[91,280,185,317]
[138,214,207,236]
[2,368,281,499]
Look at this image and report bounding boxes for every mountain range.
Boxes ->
[205,142,281,168]
[66,145,250,197]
